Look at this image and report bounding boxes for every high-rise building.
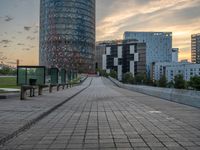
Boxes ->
[172,48,179,62]
[39,0,95,73]
[124,32,172,78]
[191,33,200,64]
[102,40,146,81]
[95,43,106,70]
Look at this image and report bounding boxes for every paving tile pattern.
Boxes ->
[1,77,200,150]
[0,79,91,143]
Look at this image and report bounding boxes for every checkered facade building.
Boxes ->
[103,42,146,81]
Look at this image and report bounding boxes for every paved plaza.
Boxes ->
[0,77,200,150]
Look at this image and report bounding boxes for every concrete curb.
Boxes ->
[109,77,200,108]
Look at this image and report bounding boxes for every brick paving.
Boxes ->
[0,78,91,143]
[1,77,200,150]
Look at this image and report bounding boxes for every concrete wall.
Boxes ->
[109,77,200,108]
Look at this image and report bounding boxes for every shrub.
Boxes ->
[110,69,117,79]
[158,75,167,87]
[99,70,109,77]
[189,76,200,91]
[134,73,147,84]
[122,72,134,84]
[174,74,186,89]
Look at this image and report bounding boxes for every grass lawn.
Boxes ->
[0,77,19,89]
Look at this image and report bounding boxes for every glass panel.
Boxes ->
[50,68,58,84]
[60,69,66,84]
[67,71,71,81]
[17,67,45,85]
[18,68,26,85]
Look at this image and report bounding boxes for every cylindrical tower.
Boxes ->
[39,0,95,73]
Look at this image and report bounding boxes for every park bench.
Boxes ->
[38,85,49,95]
[20,85,37,100]
[57,83,69,91]
[49,84,57,93]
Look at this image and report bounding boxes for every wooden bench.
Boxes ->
[50,83,70,93]
[38,85,49,95]
[49,84,57,93]
[56,83,69,91]
[20,85,37,100]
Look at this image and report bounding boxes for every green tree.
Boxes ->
[100,70,108,77]
[122,72,134,84]
[110,69,117,79]
[167,81,174,88]
[134,73,147,84]
[174,74,186,89]
[189,76,200,91]
[158,75,167,87]
[0,66,16,75]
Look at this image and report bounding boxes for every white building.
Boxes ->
[154,62,200,82]
[124,32,172,78]
[102,41,146,81]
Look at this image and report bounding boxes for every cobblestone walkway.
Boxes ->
[1,77,200,150]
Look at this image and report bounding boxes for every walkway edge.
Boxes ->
[108,77,200,108]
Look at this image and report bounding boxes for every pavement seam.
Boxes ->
[0,77,92,146]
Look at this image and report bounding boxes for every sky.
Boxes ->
[0,0,200,66]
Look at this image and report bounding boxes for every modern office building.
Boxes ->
[95,42,106,70]
[153,61,200,82]
[191,33,200,64]
[103,40,146,81]
[95,40,129,70]
[124,32,172,78]
[172,48,179,62]
[39,0,95,72]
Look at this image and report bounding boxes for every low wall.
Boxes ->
[109,77,200,108]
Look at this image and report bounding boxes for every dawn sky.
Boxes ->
[0,0,200,66]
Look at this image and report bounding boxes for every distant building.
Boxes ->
[95,44,106,70]
[153,62,172,81]
[39,0,95,72]
[172,48,179,62]
[153,62,200,82]
[95,39,138,70]
[124,32,172,78]
[191,33,200,64]
[103,40,146,81]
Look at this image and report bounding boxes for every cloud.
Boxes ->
[17,43,25,46]
[30,46,36,48]
[27,36,35,40]
[23,48,31,51]
[0,40,12,44]
[5,61,16,65]
[4,16,14,22]
[134,0,151,5]
[33,30,38,34]
[0,54,7,61]
[24,26,32,31]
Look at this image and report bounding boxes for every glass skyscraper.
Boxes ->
[124,32,172,78]
[39,0,95,72]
